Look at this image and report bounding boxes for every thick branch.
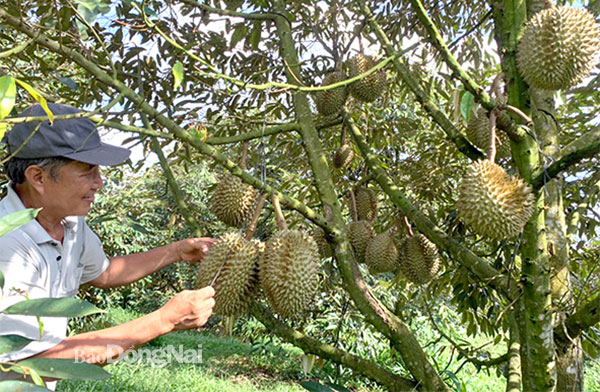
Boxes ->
[343,111,516,297]
[180,0,278,20]
[531,126,600,189]
[249,303,416,391]
[556,294,600,350]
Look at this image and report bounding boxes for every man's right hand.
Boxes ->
[159,286,216,331]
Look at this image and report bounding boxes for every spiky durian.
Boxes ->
[365,232,398,273]
[355,187,378,221]
[259,230,320,317]
[456,160,535,240]
[315,71,348,116]
[465,109,511,159]
[347,55,387,102]
[210,174,258,227]
[397,234,440,285]
[346,220,375,264]
[196,232,261,316]
[313,226,333,259]
[333,143,354,169]
[517,6,600,90]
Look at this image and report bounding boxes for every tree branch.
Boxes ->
[531,126,600,190]
[249,302,417,391]
[555,294,600,350]
[180,0,279,20]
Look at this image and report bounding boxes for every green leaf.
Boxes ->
[0,381,51,391]
[11,358,111,381]
[230,24,248,49]
[14,79,54,124]
[0,75,16,119]
[0,270,3,290]
[250,21,262,51]
[0,208,40,238]
[300,381,335,392]
[325,383,352,392]
[172,61,184,89]
[1,298,103,318]
[460,91,474,121]
[0,335,33,354]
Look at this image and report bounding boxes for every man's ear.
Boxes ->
[23,165,49,193]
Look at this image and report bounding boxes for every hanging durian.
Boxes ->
[259,196,320,317]
[365,232,399,273]
[347,54,387,102]
[397,233,440,285]
[210,174,258,227]
[517,5,600,90]
[355,187,378,221]
[466,109,511,159]
[313,226,333,259]
[196,232,262,316]
[456,160,535,240]
[315,71,348,116]
[346,220,375,264]
[333,127,354,169]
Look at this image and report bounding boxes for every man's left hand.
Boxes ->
[175,238,216,262]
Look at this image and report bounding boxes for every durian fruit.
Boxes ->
[210,174,258,227]
[346,55,387,102]
[456,160,535,240]
[346,220,375,264]
[196,232,261,316]
[259,230,320,317]
[355,187,378,221]
[313,226,333,259]
[315,71,349,116]
[466,109,511,159]
[397,234,440,285]
[333,143,354,169]
[517,6,600,90]
[365,232,398,273]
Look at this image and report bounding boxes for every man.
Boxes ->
[0,103,216,385]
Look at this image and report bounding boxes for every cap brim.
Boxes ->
[62,143,131,166]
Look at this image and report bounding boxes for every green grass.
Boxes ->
[56,307,600,392]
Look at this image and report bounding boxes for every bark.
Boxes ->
[506,314,521,392]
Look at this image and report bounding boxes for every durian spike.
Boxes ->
[271,194,288,230]
[244,192,267,240]
[239,141,248,170]
[488,109,498,163]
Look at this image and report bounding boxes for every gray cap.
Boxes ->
[4,103,130,166]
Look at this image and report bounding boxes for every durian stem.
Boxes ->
[349,189,359,221]
[358,35,364,55]
[239,141,248,170]
[402,216,414,237]
[341,125,347,145]
[488,109,498,163]
[271,194,288,230]
[244,192,268,240]
[490,72,505,100]
[499,104,533,126]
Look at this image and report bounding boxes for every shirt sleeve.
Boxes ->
[79,220,110,284]
[0,233,65,362]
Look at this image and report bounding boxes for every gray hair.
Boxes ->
[4,157,73,184]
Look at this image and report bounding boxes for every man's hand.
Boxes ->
[175,237,216,262]
[159,287,216,331]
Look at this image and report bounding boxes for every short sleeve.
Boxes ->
[79,221,110,284]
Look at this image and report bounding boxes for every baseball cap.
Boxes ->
[4,103,131,166]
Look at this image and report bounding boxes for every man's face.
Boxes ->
[43,160,104,217]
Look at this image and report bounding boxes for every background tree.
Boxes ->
[1,0,599,391]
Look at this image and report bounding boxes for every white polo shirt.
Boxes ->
[0,184,110,362]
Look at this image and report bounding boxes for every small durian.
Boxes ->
[355,187,378,221]
[397,234,440,285]
[517,6,600,90]
[465,109,511,159]
[315,71,348,116]
[210,174,258,227]
[333,143,354,169]
[365,232,398,273]
[346,220,375,264]
[259,230,320,317]
[456,160,535,240]
[196,232,261,316]
[313,226,333,259]
[347,55,387,102]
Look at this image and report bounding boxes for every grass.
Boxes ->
[56,307,600,392]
